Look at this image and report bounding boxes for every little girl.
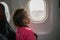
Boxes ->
[13,9,37,40]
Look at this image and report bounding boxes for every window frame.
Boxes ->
[29,0,48,23]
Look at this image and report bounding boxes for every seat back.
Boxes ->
[0,2,15,40]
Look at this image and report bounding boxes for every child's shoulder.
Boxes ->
[16,27,33,35]
[17,27,31,32]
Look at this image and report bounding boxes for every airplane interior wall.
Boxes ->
[0,0,12,13]
[0,0,60,40]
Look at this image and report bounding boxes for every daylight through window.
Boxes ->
[29,0,47,23]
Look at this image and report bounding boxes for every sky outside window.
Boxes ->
[29,0,46,22]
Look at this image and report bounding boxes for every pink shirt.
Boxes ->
[16,27,36,40]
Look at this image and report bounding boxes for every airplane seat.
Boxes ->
[0,3,8,40]
[0,2,15,40]
[0,33,8,40]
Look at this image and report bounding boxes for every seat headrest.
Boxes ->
[0,2,10,23]
[0,4,4,20]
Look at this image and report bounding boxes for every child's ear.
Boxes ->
[23,18,30,24]
[23,18,26,24]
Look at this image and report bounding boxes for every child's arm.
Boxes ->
[16,32,25,40]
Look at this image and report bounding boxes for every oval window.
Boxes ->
[29,0,47,23]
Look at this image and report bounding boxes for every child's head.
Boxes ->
[13,9,30,27]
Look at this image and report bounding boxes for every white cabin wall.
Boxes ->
[11,0,30,12]
[1,0,12,13]
[52,0,60,40]
[37,0,60,40]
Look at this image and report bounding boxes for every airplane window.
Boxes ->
[29,0,47,23]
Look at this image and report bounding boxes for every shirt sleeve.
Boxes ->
[16,31,25,40]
